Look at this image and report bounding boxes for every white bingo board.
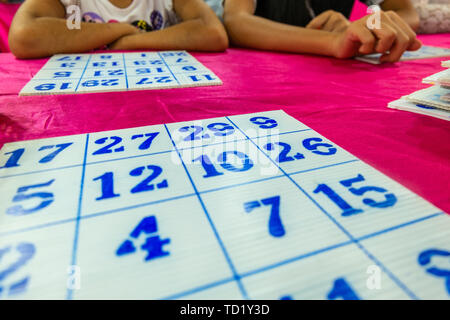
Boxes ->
[0,110,448,300]
[19,51,222,96]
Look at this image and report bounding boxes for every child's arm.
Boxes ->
[9,0,139,59]
[109,0,228,52]
[381,0,420,31]
[224,0,421,62]
[223,0,337,56]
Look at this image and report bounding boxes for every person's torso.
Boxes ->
[61,0,178,31]
[254,0,357,27]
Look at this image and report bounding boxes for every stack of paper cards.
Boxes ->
[0,110,448,300]
[19,51,222,96]
[388,98,450,121]
[406,86,450,111]
[422,69,450,87]
[388,60,450,120]
[356,45,450,64]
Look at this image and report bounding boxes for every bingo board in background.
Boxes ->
[0,110,448,300]
[19,51,222,96]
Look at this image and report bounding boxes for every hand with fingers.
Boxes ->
[306,10,351,33]
[328,10,422,62]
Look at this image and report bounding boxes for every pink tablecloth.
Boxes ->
[0,32,449,213]
[0,3,20,52]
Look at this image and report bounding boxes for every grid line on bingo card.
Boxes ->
[162,211,443,299]
[0,116,444,299]
[163,124,249,300]
[239,212,444,279]
[0,129,314,181]
[158,52,181,85]
[122,53,129,89]
[225,116,419,300]
[162,277,236,300]
[0,158,361,238]
[164,210,444,300]
[3,157,439,241]
[74,55,93,92]
[67,134,90,300]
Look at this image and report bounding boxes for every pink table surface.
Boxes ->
[0,3,20,52]
[0,34,449,213]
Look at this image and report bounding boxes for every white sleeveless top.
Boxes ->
[60,0,178,31]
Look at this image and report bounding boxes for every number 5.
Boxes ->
[6,180,55,216]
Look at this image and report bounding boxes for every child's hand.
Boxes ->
[306,10,350,33]
[108,24,142,50]
[331,10,422,62]
[108,35,133,51]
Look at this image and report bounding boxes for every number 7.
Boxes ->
[244,196,285,238]
[38,143,73,163]
[131,133,159,150]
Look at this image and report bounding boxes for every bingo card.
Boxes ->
[19,51,222,96]
[0,110,449,300]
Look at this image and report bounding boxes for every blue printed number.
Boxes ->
[93,165,168,201]
[135,67,165,75]
[6,180,55,216]
[162,52,187,57]
[264,142,304,163]
[53,71,73,78]
[93,136,124,155]
[0,243,36,298]
[57,56,83,61]
[263,138,336,163]
[37,143,73,163]
[34,82,73,91]
[116,216,170,262]
[418,249,450,294]
[303,138,337,156]
[314,174,397,216]
[193,151,253,178]
[0,143,73,169]
[129,165,168,194]
[0,148,25,169]
[131,133,159,150]
[328,278,360,300]
[280,277,360,300]
[182,66,197,71]
[81,79,119,87]
[188,74,215,82]
[244,196,285,237]
[92,133,160,155]
[179,123,235,141]
[250,116,278,129]
[136,76,173,85]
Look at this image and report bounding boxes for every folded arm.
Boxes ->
[224,0,421,62]
[9,0,141,59]
[223,0,336,56]
[110,0,228,52]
